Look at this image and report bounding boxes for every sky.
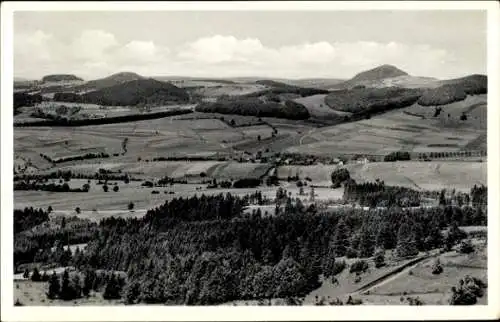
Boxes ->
[14,10,486,80]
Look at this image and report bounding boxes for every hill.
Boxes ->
[53,78,190,106]
[418,74,487,106]
[195,96,310,120]
[347,64,408,84]
[324,86,423,115]
[352,75,441,89]
[42,74,83,82]
[82,78,190,106]
[82,72,145,91]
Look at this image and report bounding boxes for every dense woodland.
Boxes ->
[195,97,310,120]
[324,87,423,114]
[418,75,487,106]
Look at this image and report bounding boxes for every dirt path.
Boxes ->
[299,128,317,145]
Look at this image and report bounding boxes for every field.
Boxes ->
[293,94,352,121]
[277,161,487,191]
[287,94,487,157]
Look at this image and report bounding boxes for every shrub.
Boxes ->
[406,296,424,305]
[128,202,134,211]
[102,185,109,192]
[350,260,369,274]
[431,258,444,275]
[113,185,119,192]
[331,168,351,188]
[374,250,386,268]
[332,260,346,276]
[458,239,475,254]
[449,275,487,305]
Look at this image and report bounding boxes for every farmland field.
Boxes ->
[287,94,487,157]
[277,161,487,191]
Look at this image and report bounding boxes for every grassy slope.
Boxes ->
[287,94,486,157]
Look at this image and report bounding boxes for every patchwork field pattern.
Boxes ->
[287,95,487,157]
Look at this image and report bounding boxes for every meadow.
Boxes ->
[286,94,487,157]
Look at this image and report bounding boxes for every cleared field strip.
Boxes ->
[344,161,486,191]
[286,98,486,157]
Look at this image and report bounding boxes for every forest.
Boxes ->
[195,97,310,120]
[14,179,487,305]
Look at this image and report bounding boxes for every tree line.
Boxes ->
[195,97,310,120]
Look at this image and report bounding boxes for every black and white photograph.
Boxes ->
[1,1,499,321]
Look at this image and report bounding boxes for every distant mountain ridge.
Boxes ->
[42,74,83,82]
[349,64,408,83]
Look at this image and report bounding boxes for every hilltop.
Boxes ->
[348,64,408,84]
[81,78,190,106]
[41,74,83,82]
[81,72,145,91]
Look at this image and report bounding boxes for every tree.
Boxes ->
[309,187,315,202]
[439,189,447,206]
[257,135,261,142]
[431,258,443,275]
[72,274,82,299]
[357,223,375,258]
[60,269,73,301]
[113,185,119,192]
[128,202,135,211]
[103,274,122,300]
[48,205,53,213]
[396,218,419,258]
[103,184,109,192]
[331,168,350,188]
[23,268,30,279]
[332,219,349,257]
[75,207,81,214]
[124,281,141,304]
[374,249,386,268]
[47,272,60,299]
[458,239,475,254]
[449,276,487,305]
[31,267,41,282]
[273,257,307,298]
[349,260,369,274]
[82,271,94,297]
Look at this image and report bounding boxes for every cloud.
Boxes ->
[175,35,454,78]
[178,35,264,64]
[14,31,458,80]
[70,29,118,62]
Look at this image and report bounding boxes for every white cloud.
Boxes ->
[178,35,264,63]
[70,29,118,62]
[14,31,458,80]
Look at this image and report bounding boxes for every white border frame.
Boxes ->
[1,1,499,321]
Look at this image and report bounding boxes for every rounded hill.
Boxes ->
[41,74,83,82]
[348,64,408,83]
